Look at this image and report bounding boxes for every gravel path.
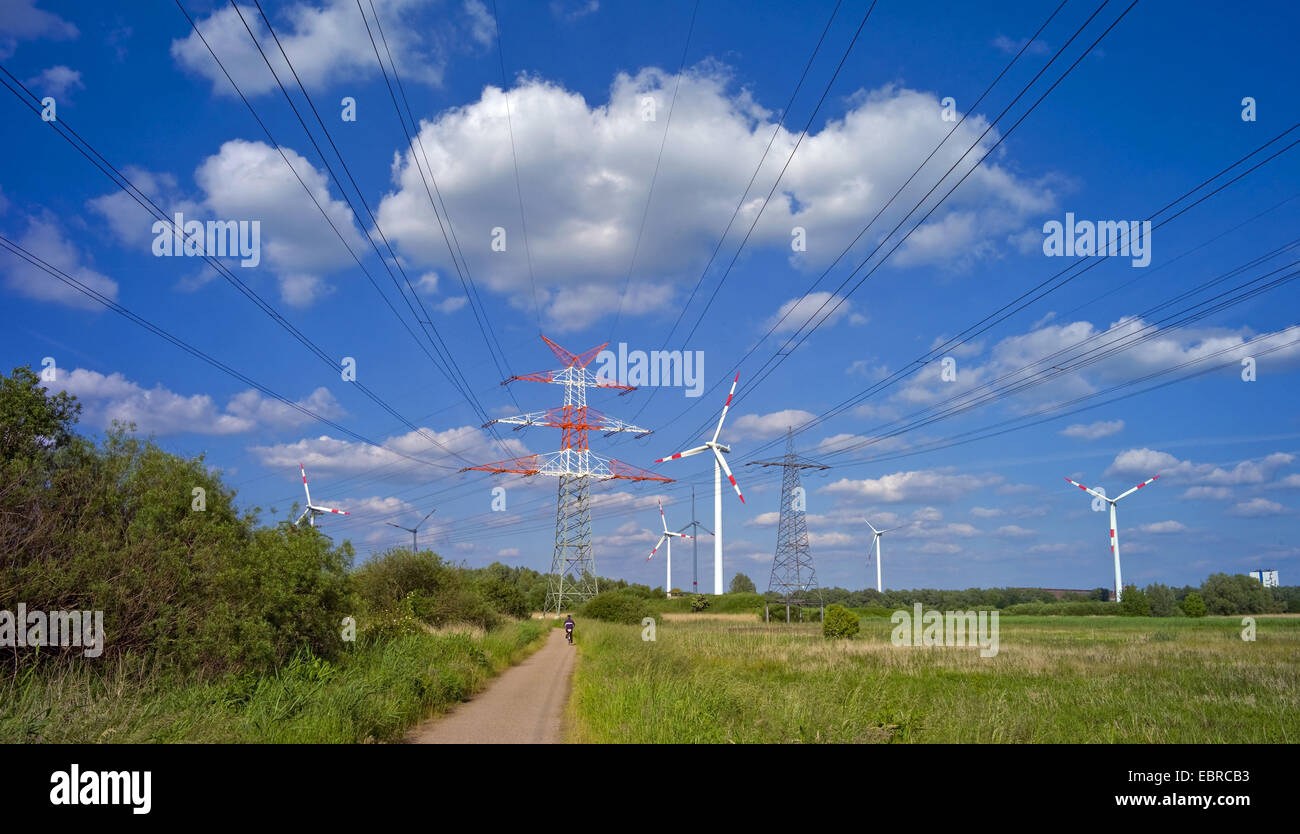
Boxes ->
[406,628,576,744]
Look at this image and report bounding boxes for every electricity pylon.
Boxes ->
[460,336,671,614]
[746,428,829,622]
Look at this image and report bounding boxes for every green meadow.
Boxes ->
[567,613,1300,743]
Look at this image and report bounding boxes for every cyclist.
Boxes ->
[564,614,575,644]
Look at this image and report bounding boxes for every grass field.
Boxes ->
[0,620,548,744]
[567,613,1300,743]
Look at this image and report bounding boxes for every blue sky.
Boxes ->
[2,0,1298,594]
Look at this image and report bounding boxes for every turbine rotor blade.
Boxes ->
[712,373,740,444]
[712,446,744,503]
[648,534,668,560]
[1114,474,1160,502]
[300,463,312,506]
[655,444,710,463]
[1064,476,1108,502]
[658,499,669,533]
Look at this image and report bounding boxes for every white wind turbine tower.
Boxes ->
[295,463,350,528]
[1064,474,1160,602]
[654,373,745,595]
[647,500,692,598]
[864,519,913,593]
[386,509,436,551]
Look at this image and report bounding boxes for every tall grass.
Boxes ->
[1,620,547,743]
[567,614,1300,743]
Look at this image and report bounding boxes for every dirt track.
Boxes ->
[405,628,576,744]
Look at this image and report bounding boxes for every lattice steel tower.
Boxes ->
[460,336,671,614]
[747,429,829,616]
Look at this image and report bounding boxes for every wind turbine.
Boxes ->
[647,500,692,597]
[295,464,350,528]
[864,519,912,593]
[654,373,745,595]
[1064,474,1160,603]
[386,509,436,551]
[676,486,714,595]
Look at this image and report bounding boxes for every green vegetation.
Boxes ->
[0,366,547,743]
[1119,586,1151,617]
[822,604,860,638]
[569,615,1300,743]
[581,590,650,624]
[729,573,756,594]
[1182,593,1207,618]
[1003,601,1118,616]
[3,621,545,743]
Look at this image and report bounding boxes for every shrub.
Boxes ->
[822,604,860,639]
[479,576,529,619]
[582,590,649,624]
[690,594,711,612]
[1181,593,1207,618]
[352,550,498,630]
[1119,586,1151,617]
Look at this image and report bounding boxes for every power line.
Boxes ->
[607,0,701,340]
[358,0,522,408]
[740,122,1300,462]
[1,59,481,468]
[227,0,507,446]
[634,0,1068,427]
[0,233,455,472]
[489,0,543,330]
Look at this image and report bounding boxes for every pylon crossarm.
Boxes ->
[542,335,609,368]
[459,453,541,476]
[606,458,674,483]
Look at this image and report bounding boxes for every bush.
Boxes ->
[479,576,529,619]
[1181,592,1207,618]
[822,604,860,639]
[689,594,711,612]
[1119,586,1151,617]
[582,590,649,624]
[352,550,498,630]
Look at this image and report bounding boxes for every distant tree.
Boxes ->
[0,365,81,463]
[729,573,757,594]
[1119,586,1151,617]
[1088,587,1111,602]
[1200,573,1276,615]
[1181,592,1207,618]
[1145,583,1177,617]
